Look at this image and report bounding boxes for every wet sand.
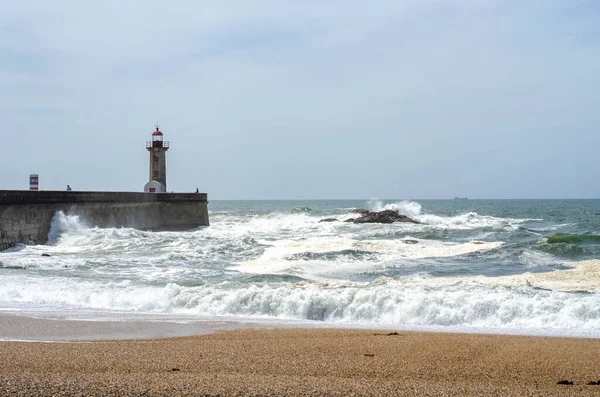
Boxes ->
[1,328,599,396]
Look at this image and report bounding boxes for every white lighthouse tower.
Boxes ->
[144,124,170,193]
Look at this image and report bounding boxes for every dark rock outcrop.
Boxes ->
[319,218,339,223]
[353,209,419,224]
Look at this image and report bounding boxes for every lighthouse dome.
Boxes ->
[152,127,163,136]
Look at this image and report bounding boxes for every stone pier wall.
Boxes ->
[0,191,209,251]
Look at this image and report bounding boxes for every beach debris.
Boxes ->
[556,380,574,385]
[364,353,375,357]
[587,380,600,385]
[319,218,339,223]
[374,331,402,336]
[171,368,180,372]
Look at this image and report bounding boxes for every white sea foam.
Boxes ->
[0,273,598,334]
[367,200,531,230]
[231,237,503,279]
[518,250,559,268]
[369,199,423,219]
[43,204,517,258]
[2,203,598,338]
[392,260,600,292]
[485,259,600,292]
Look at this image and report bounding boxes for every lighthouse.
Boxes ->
[144,124,170,193]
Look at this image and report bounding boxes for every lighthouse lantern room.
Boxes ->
[144,124,170,193]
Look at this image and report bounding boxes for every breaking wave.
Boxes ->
[546,233,600,244]
[2,199,599,338]
[1,273,598,332]
[366,200,528,230]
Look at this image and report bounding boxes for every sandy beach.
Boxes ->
[1,328,599,396]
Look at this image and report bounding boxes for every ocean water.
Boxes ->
[1,199,600,338]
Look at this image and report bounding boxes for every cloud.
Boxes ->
[1,1,599,198]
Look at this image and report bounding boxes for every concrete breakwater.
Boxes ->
[0,190,209,251]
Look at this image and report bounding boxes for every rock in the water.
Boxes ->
[344,218,356,223]
[319,218,338,223]
[41,253,51,257]
[353,209,419,224]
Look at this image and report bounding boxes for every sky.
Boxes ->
[1,0,599,199]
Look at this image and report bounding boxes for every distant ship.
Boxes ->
[454,197,468,200]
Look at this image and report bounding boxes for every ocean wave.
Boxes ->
[47,212,91,244]
[3,200,600,339]
[284,249,379,262]
[536,242,587,257]
[230,237,503,279]
[518,250,562,267]
[545,233,600,244]
[44,203,527,257]
[365,200,530,230]
[0,276,598,331]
